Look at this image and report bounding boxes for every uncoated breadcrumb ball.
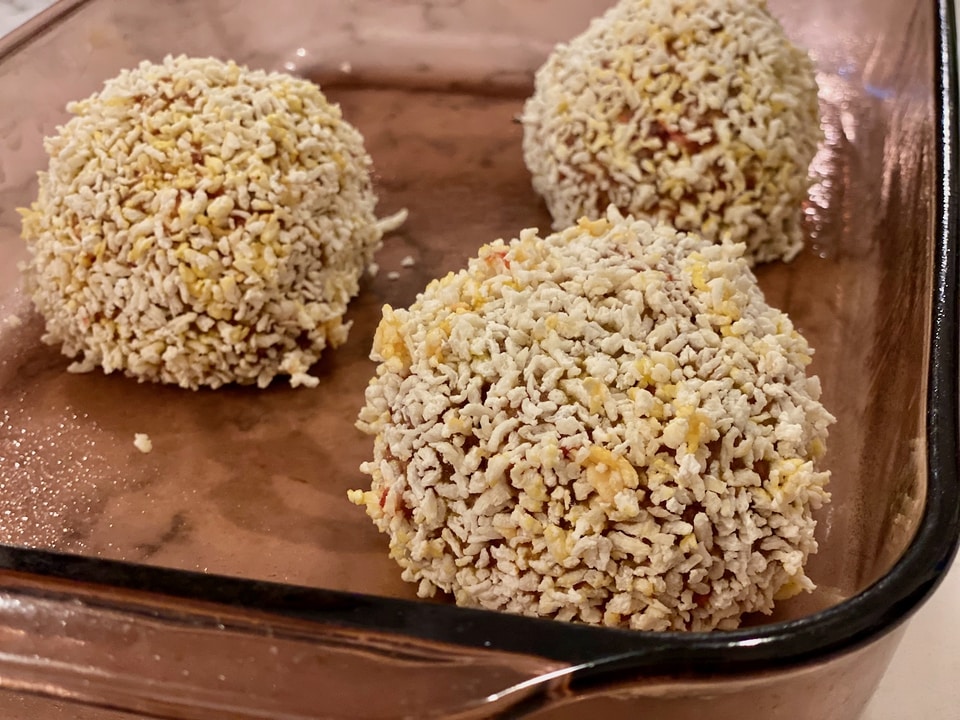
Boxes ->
[351,209,833,631]
[20,54,400,389]
[521,0,822,264]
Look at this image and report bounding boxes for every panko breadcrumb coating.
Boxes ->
[521,0,822,264]
[20,54,402,389]
[351,209,833,631]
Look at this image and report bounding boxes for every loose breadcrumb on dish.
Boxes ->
[351,208,834,632]
[20,54,400,390]
[133,433,153,453]
[521,0,822,264]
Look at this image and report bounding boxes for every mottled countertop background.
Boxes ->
[1,1,958,719]
[0,0,49,34]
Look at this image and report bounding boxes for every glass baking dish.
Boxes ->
[0,0,957,717]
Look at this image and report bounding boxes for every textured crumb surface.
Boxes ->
[20,54,389,390]
[351,210,833,631]
[521,0,822,264]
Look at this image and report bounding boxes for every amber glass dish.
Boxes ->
[0,0,957,718]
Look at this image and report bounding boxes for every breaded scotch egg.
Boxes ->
[351,209,833,632]
[521,0,822,264]
[20,55,401,389]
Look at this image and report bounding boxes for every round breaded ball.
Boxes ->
[20,54,397,389]
[521,0,822,264]
[351,209,833,632]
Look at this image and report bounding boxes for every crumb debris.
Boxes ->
[400,255,416,268]
[133,433,153,454]
[376,208,409,235]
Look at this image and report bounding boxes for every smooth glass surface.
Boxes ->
[0,0,954,718]
[0,0,932,617]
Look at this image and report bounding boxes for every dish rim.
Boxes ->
[0,0,957,680]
